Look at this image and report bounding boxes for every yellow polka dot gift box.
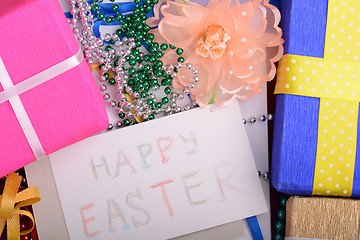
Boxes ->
[272,0,360,197]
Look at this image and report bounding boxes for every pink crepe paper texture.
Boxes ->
[147,0,284,107]
[0,0,109,177]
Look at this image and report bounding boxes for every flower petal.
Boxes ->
[152,0,284,107]
[161,50,179,65]
[218,58,253,93]
[255,44,284,81]
[193,86,215,107]
[173,53,220,96]
[146,0,167,27]
[158,18,199,49]
[204,0,237,35]
[228,32,260,58]
[157,1,208,48]
[213,81,238,106]
[237,2,267,39]
[181,1,210,19]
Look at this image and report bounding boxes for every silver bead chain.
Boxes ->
[243,114,273,124]
[68,0,274,131]
[258,171,270,180]
[68,0,200,129]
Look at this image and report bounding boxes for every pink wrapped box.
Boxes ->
[0,0,109,177]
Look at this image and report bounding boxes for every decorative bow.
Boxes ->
[0,172,41,240]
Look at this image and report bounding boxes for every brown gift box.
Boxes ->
[285,196,360,240]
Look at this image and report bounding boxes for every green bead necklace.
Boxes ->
[69,0,200,130]
[273,195,289,240]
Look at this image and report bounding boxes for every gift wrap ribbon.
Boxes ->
[65,0,155,41]
[0,48,84,160]
[275,0,360,196]
[0,172,41,240]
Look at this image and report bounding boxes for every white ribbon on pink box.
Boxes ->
[0,48,84,159]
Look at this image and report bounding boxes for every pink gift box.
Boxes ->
[0,0,109,177]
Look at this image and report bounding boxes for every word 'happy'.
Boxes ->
[79,132,242,238]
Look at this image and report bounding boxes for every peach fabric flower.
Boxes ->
[209,42,227,60]
[147,0,284,107]
[197,25,230,60]
[204,25,222,47]
[195,38,210,58]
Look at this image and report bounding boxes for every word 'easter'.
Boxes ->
[79,132,242,238]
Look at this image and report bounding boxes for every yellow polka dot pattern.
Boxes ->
[314,0,360,197]
[275,55,360,102]
[275,0,360,197]
[323,0,360,63]
[313,99,358,196]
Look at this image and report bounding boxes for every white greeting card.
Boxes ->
[45,102,267,240]
[27,2,272,239]
[28,0,273,238]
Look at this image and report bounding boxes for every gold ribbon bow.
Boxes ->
[0,172,41,240]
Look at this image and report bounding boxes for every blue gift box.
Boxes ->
[271,0,360,196]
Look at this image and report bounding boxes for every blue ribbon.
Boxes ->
[66,1,154,39]
[66,0,278,40]
[65,12,72,19]
[247,216,264,240]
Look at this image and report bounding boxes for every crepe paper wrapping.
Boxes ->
[0,0,109,177]
[147,0,284,107]
[285,238,330,240]
[0,172,41,240]
[0,49,86,164]
[275,55,359,196]
[271,0,360,197]
[285,196,360,240]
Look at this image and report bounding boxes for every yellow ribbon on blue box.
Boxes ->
[275,0,360,196]
[0,172,41,240]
